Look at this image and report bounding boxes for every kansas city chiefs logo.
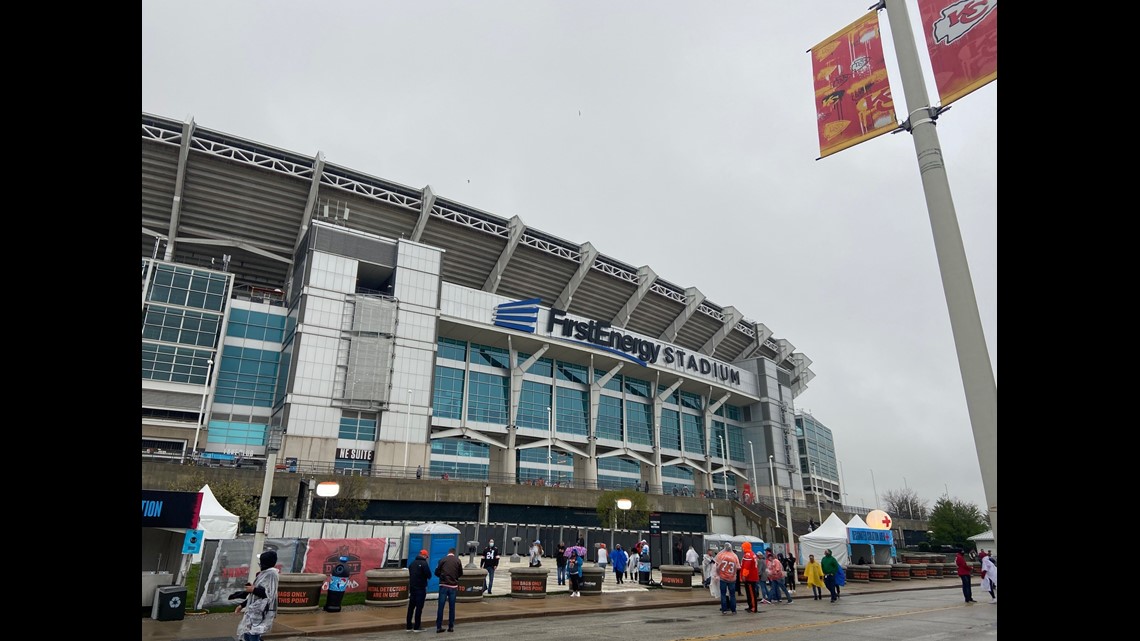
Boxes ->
[931,0,996,45]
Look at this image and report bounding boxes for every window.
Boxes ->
[555,361,589,384]
[555,388,589,436]
[594,369,622,391]
[438,337,468,362]
[467,372,509,424]
[148,264,229,311]
[682,413,705,455]
[142,344,213,384]
[625,400,652,446]
[659,408,681,450]
[517,352,553,377]
[470,343,510,369]
[215,346,280,407]
[517,381,552,430]
[596,396,623,440]
[432,366,465,420]
[143,305,221,346]
[339,411,378,440]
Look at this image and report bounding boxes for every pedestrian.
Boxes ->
[981,554,997,603]
[636,543,651,584]
[434,547,463,632]
[757,550,772,604]
[766,550,792,603]
[479,538,500,594]
[406,549,431,632]
[610,543,628,584]
[556,541,568,585]
[820,549,839,603]
[673,541,684,565]
[685,544,700,576]
[780,553,796,593]
[416,465,423,480]
[701,547,717,588]
[834,562,845,599]
[567,550,583,597]
[528,539,543,567]
[629,542,641,581]
[233,549,280,641]
[739,541,760,613]
[955,549,977,604]
[804,553,825,600]
[596,543,608,577]
[714,543,740,614]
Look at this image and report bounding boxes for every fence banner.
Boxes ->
[917,0,998,106]
[810,10,897,159]
[302,538,388,593]
[195,537,303,610]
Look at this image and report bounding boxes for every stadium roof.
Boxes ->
[142,112,813,396]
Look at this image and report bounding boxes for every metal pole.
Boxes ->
[547,407,553,485]
[248,450,277,583]
[402,388,412,472]
[187,358,214,463]
[747,440,759,504]
[882,0,997,549]
[768,454,779,528]
[784,499,795,562]
[718,435,728,496]
[811,462,822,524]
[870,468,880,509]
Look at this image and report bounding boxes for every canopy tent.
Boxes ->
[197,484,240,541]
[797,513,849,566]
[846,514,894,564]
[968,530,996,559]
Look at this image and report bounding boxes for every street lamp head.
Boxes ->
[315,481,340,497]
[616,498,632,510]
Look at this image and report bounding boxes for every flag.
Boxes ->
[810,10,897,159]
[918,0,998,107]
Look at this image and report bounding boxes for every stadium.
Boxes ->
[141,111,820,509]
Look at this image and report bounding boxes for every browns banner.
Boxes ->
[302,537,387,593]
[810,11,897,159]
[918,0,998,106]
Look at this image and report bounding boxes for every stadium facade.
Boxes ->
[141,113,816,501]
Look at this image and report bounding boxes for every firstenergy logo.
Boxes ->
[493,298,540,333]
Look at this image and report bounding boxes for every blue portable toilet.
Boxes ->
[408,522,461,593]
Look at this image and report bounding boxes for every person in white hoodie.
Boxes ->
[596,543,608,579]
[686,545,700,577]
[981,555,997,603]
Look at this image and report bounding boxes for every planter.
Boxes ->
[458,568,487,602]
[869,564,892,582]
[579,566,605,595]
[890,564,911,581]
[847,565,870,582]
[365,568,409,607]
[509,567,549,598]
[277,573,325,612]
[659,564,694,591]
[910,563,928,579]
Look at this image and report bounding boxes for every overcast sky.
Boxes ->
[142,0,996,516]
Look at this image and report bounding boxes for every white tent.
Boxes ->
[968,530,996,559]
[846,514,893,564]
[797,513,849,566]
[195,484,239,560]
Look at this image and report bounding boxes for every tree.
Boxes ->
[882,488,928,520]
[927,496,988,550]
[168,471,260,533]
[596,490,650,531]
[317,475,369,521]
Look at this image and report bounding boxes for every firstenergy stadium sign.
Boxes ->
[493,298,741,385]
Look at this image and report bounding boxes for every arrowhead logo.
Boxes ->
[493,298,540,333]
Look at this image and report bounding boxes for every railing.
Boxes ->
[142,452,879,513]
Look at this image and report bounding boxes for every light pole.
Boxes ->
[839,459,849,508]
[547,407,553,485]
[871,468,880,508]
[768,454,779,529]
[186,358,214,463]
[747,440,758,503]
[611,498,632,551]
[402,388,412,473]
[718,434,729,497]
[316,480,340,520]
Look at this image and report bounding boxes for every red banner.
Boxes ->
[810,11,897,159]
[303,538,387,593]
[918,0,998,106]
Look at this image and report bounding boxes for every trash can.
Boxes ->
[151,585,187,621]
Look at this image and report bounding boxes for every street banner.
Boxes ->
[302,538,388,593]
[810,10,897,159]
[918,0,998,106]
[195,537,303,609]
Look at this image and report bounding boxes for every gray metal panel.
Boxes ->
[141,142,179,234]
[344,336,394,402]
[351,296,398,334]
[141,389,200,411]
[420,219,504,290]
[674,312,720,353]
[180,159,307,252]
[625,293,685,339]
[315,186,418,242]
[714,330,752,362]
[310,225,398,268]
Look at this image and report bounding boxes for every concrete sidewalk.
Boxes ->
[142,558,977,641]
